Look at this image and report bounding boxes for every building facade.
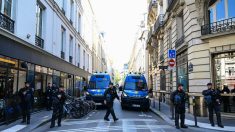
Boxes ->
[0,0,105,123]
[147,0,235,114]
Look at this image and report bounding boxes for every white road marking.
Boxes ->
[1,125,27,132]
[48,125,173,132]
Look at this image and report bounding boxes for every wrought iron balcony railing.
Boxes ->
[35,35,44,49]
[61,51,65,59]
[69,56,73,63]
[201,17,235,35]
[175,35,184,49]
[153,14,164,34]
[0,13,14,33]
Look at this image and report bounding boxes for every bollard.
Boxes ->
[192,96,198,127]
[159,92,161,111]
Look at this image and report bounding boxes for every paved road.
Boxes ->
[33,100,220,132]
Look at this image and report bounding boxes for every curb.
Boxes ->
[150,107,174,126]
[150,107,235,132]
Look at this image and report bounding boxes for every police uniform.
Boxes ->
[46,86,53,110]
[19,86,33,124]
[202,86,224,128]
[104,84,119,121]
[50,88,66,128]
[170,88,187,129]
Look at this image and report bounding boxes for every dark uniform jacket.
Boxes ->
[170,90,186,113]
[202,88,221,105]
[19,87,34,109]
[46,87,53,99]
[52,90,66,107]
[104,87,119,104]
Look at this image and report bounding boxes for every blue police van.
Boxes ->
[121,74,150,110]
[86,73,111,106]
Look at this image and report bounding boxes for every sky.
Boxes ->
[90,0,147,71]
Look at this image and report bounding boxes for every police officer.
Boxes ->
[46,83,53,110]
[104,82,120,122]
[19,82,34,124]
[170,83,188,129]
[202,83,224,128]
[50,85,66,128]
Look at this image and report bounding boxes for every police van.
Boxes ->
[86,73,111,106]
[121,73,150,110]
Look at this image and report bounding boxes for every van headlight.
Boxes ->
[145,95,149,99]
[123,92,128,97]
[86,92,90,95]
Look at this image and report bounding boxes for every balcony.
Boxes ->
[148,0,157,12]
[175,35,184,49]
[69,56,73,63]
[61,51,65,59]
[153,14,164,34]
[201,17,235,36]
[35,35,44,49]
[0,12,14,33]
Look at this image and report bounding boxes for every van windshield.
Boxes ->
[89,80,109,89]
[124,81,147,91]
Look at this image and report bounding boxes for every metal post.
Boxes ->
[192,96,198,127]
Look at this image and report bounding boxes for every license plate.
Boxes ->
[132,104,140,107]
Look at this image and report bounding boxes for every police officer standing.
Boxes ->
[104,82,120,122]
[202,83,224,128]
[50,85,66,128]
[170,84,188,129]
[46,83,53,110]
[19,82,34,124]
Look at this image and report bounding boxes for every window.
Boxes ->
[61,26,66,52]
[228,0,235,18]
[216,0,225,21]
[167,28,172,49]
[62,0,65,11]
[0,0,12,17]
[69,35,73,57]
[77,44,80,66]
[36,2,43,37]
[176,12,184,38]
[209,0,235,22]
[78,13,81,33]
[83,50,85,69]
[70,0,74,22]
[87,53,89,71]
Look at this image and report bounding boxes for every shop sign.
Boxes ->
[159,66,168,70]
[189,62,193,72]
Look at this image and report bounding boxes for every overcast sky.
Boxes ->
[90,0,147,71]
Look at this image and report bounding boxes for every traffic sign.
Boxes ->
[168,50,176,58]
[169,59,175,67]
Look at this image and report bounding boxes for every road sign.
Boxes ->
[169,59,175,67]
[159,66,168,70]
[168,50,176,58]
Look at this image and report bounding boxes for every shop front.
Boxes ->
[176,50,188,92]
[0,33,90,124]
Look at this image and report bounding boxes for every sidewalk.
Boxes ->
[0,110,52,132]
[150,99,235,131]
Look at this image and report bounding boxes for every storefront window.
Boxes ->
[74,76,81,97]
[176,51,188,92]
[214,52,235,90]
[18,70,26,89]
[53,70,60,87]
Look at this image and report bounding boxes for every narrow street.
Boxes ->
[33,100,178,132]
[32,99,219,132]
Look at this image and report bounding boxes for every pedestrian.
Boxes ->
[104,82,120,122]
[170,83,188,129]
[18,82,34,124]
[202,83,224,128]
[46,83,53,110]
[50,85,66,128]
[221,85,231,112]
